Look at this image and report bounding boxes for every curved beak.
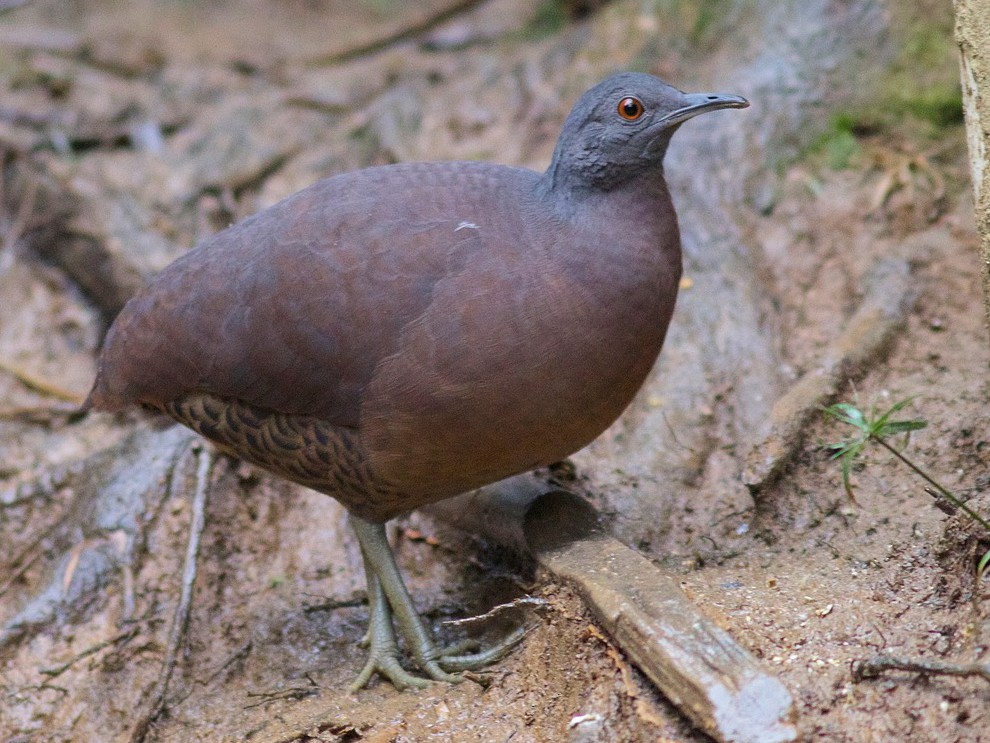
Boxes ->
[658,92,750,128]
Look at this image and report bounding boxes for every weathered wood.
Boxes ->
[428,481,800,743]
[524,490,798,743]
[954,0,990,353]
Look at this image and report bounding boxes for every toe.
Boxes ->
[350,651,432,692]
[438,625,529,672]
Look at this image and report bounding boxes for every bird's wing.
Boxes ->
[87,162,540,427]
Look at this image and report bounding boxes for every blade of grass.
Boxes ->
[872,436,990,533]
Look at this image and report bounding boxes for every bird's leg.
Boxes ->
[349,515,461,687]
[349,553,429,691]
[349,515,526,689]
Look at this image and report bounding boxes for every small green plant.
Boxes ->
[808,114,869,170]
[823,397,990,579]
[521,0,568,41]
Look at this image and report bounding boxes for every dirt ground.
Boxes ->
[0,1,988,742]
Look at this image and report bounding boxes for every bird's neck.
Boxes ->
[539,169,678,253]
[540,127,676,202]
[539,163,670,219]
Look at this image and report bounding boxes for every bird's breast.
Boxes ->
[361,198,682,501]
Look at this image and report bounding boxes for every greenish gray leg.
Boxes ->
[348,515,525,690]
[349,555,429,691]
[350,516,461,687]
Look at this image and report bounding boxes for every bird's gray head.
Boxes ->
[544,72,748,193]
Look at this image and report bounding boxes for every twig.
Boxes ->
[203,640,252,686]
[243,674,319,709]
[129,445,213,743]
[0,357,84,404]
[301,593,367,614]
[0,403,84,424]
[168,640,253,708]
[305,0,484,66]
[39,626,139,679]
[442,596,548,627]
[925,486,959,516]
[13,681,69,697]
[853,655,990,684]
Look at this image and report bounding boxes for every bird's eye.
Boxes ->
[617,96,645,121]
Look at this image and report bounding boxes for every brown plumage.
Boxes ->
[86,72,748,689]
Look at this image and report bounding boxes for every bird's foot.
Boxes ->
[349,590,463,691]
[349,515,528,690]
[350,631,462,691]
[351,626,526,691]
[350,645,428,692]
[437,624,529,672]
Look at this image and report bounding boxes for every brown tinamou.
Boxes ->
[86,72,748,690]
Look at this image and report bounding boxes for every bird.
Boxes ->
[85,72,749,690]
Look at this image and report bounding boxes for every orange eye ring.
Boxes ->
[617,96,645,121]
